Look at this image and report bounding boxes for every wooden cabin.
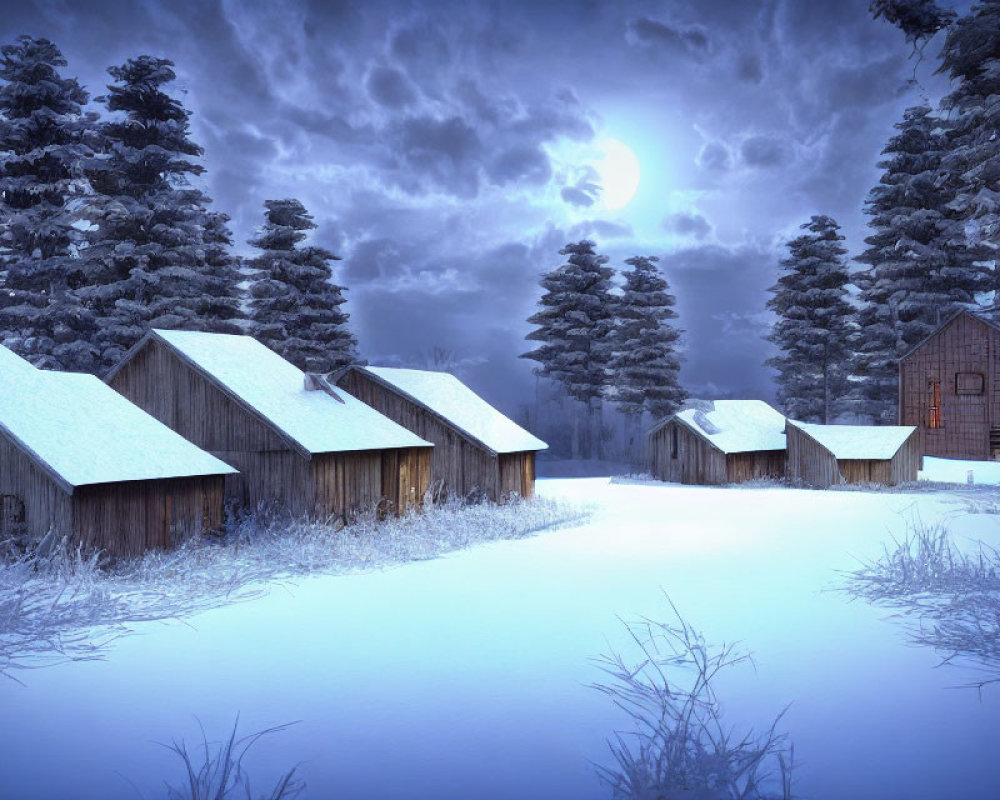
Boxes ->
[336,366,548,501]
[647,400,787,485]
[0,345,236,558]
[898,310,1000,461]
[785,420,920,488]
[106,330,433,518]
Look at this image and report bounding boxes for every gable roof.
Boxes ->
[0,344,37,376]
[899,309,1000,362]
[143,330,431,456]
[786,419,916,460]
[649,399,786,454]
[355,366,548,454]
[0,347,236,491]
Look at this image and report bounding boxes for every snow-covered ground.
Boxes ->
[2,471,999,799]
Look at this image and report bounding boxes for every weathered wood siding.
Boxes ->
[0,432,72,539]
[498,451,536,498]
[649,421,728,484]
[725,451,786,483]
[382,447,433,512]
[787,425,920,488]
[899,312,1000,460]
[72,475,226,559]
[785,424,843,488]
[110,338,431,517]
[338,370,532,501]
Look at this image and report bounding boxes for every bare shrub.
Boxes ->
[1,496,587,681]
[843,519,1000,690]
[158,717,303,800]
[592,596,795,800]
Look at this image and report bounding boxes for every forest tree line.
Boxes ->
[0,36,357,376]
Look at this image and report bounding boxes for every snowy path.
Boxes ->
[1,478,999,799]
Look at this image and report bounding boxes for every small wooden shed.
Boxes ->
[785,420,920,488]
[336,366,548,501]
[106,330,433,518]
[648,400,787,485]
[898,310,1000,461]
[0,345,236,558]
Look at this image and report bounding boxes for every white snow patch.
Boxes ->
[668,399,786,453]
[0,364,235,488]
[153,330,431,454]
[788,420,916,460]
[920,456,1000,485]
[362,366,547,453]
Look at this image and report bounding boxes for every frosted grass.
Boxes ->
[0,496,587,681]
[843,519,1000,690]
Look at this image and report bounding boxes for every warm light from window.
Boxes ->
[929,381,942,429]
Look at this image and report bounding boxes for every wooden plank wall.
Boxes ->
[899,313,999,460]
[648,421,728,484]
[381,447,433,513]
[785,425,843,488]
[339,371,506,500]
[71,475,226,559]
[498,451,536,498]
[111,342,430,518]
[725,451,786,483]
[0,432,73,539]
[889,432,922,484]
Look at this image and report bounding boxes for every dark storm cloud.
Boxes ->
[486,144,551,186]
[560,166,602,207]
[663,212,712,239]
[737,52,764,84]
[568,220,634,240]
[387,115,484,197]
[663,243,778,401]
[740,135,788,168]
[366,65,417,108]
[697,141,731,171]
[628,16,710,56]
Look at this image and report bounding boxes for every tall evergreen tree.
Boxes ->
[852,106,956,423]
[610,255,684,424]
[522,239,614,458]
[246,198,358,373]
[0,36,98,370]
[766,216,854,423]
[936,0,1000,306]
[81,56,241,370]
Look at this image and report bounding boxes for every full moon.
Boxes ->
[595,138,641,210]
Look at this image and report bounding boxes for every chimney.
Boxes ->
[304,372,346,403]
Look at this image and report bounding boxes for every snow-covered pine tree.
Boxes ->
[0,36,99,371]
[81,56,242,370]
[852,106,958,423]
[246,198,358,373]
[521,239,614,459]
[935,0,1000,308]
[766,216,855,424]
[610,255,684,434]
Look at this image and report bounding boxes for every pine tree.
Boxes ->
[610,255,684,424]
[0,36,98,371]
[246,198,358,373]
[936,0,1000,306]
[766,216,855,424]
[521,240,614,458]
[852,106,958,423]
[80,56,242,370]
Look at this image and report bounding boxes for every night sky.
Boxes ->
[0,0,966,414]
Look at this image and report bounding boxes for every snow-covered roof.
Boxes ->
[662,400,786,454]
[0,359,236,490]
[0,344,37,376]
[359,366,548,454]
[151,330,431,455]
[786,420,916,460]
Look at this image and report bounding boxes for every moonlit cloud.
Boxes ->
[0,0,943,411]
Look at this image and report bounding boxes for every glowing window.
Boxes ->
[928,381,942,429]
